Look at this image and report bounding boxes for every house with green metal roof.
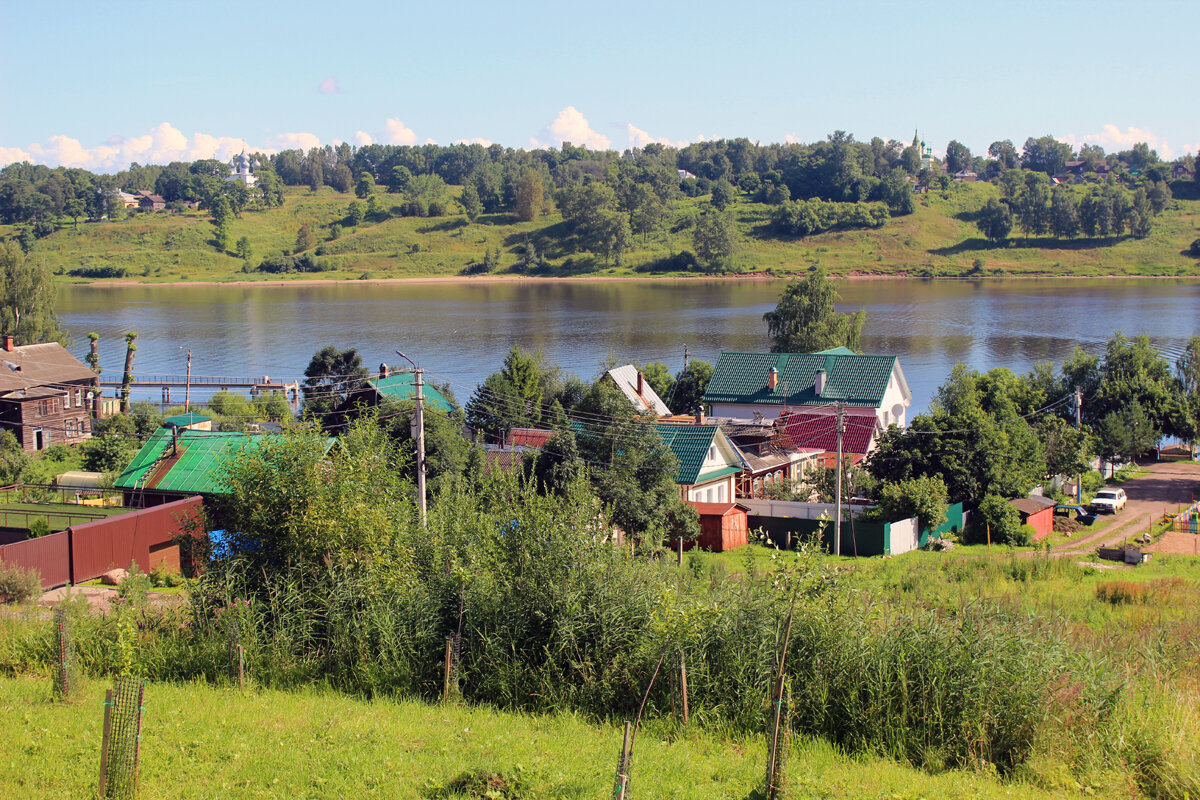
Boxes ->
[359,372,457,414]
[114,428,333,502]
[702,348,911,435]
[655,423,743,504]
[163,412,212,431]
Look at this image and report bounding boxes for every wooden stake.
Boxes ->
[236,644,245,689]
[131,681,145,797]
[613,721,631,800]
[679,652,689,725]
[766,597,798,800]
[443,638,453,702]
[98,689,113,796]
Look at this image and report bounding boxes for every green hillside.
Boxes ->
[8,182,1200,284]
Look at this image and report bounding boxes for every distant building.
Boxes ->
[0,337,97,451]
[226,150,258,187]
[136,190,166,211]
[677,169,697,181]
[1172,164,1195,181]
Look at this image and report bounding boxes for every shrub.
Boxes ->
[27,518,52,538]
[971,495,1022,545]
[0,561,41,603]
[1189,237,1200,257]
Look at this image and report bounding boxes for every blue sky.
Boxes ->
[2,0,1196,171]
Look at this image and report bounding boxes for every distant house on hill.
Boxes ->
[1172,164,1195,180]
[114,190,140,209]
[952,170,978,182]
[136,190,166,211]
[0,336,97,452]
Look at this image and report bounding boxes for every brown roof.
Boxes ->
[1010,495,1057,516]
[509,428,553,449]
[690,502,750,517]
[0,342,95,394]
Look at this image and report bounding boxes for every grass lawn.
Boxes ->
[0,675,1100,800]
[7,182,1200,284]
[0,501,131,532]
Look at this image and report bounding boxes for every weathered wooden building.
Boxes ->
[0,336,97,452]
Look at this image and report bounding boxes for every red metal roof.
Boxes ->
[689,502,749,517]
[777,411,877,455]
[509,428,553,449]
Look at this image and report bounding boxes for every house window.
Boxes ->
[65,418,77,437]
[718,483,726,502]
[64,392,71,409]
[81,418,90,434]
[708,445,716,462]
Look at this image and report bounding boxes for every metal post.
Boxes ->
[185,349,192,413]
[396,350,427,527]
[98,689,113,795]
[834,403,845,557]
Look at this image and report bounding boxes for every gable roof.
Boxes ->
[655,423,740,485]
[1010,495,1057,516]
[778,411,879,456]
[510,428,553,449]
[114,428,332,495]
[702,349,908,410]
[368,373,456,413]
[164,412,211,427]
[0,342,96,394]
[606,365,671,416]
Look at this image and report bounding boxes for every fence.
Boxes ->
[746,501,965,557]
[0,484,125,506]
[0,531,70,588]
[1170,501,1199,534]
[0,495,204,589]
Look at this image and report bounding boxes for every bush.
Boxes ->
[68,265,129,278]
[1014,523,1036,547]
[1189,237,1200,257]
[1081,470,1105,494]
[970,495,1022,545]
[27,518,52,538]
[0,561,41,603]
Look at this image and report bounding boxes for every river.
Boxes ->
[56,278,1200,415]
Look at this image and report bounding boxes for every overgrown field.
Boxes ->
[0,674,1095,800]
[6,182,1200,283]
[1,428,1198,797]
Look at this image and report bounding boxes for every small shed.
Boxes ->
[1010,495,1057,541]
[165,412,212,431]
[686,501,751,552]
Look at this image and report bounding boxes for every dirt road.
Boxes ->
[1051,461,1199,556]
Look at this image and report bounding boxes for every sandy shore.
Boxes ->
[65,271,1200,289]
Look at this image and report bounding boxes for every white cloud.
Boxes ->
[5,122,265,170]
[0,145,32,163]
[266,131,322,152]
[625,123,694,150]
[382,118,418,145]
[455,137,493,146]
[423,137,437,145]
[783,133,803,144]
[318,76,340,95]
[353,130,373,146]
[541,106,611,150]
[1060,124,1181,160]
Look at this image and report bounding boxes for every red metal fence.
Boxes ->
[0,531,70,589]
[0,496,203,590]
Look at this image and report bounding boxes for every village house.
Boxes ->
[702,348,912,440]
[655,422,742,504]
[606,365,671,416]
[0,336,97,452]
[1173,163,1195,181]
[136,190,166,211]
[345,365,457,415]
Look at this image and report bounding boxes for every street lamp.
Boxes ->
[395,350,426,527]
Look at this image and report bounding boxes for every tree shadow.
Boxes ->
[477,212,520,226]
[415,218,467,234]
[928,234,1131,256]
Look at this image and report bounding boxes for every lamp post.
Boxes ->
[395,350,426,527]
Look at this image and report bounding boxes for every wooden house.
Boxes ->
[0,336,97,452]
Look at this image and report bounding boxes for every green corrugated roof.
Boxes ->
[369,374,456,413]
[114,429,324,495]
[655,423,721,485]
[702,351,898,409]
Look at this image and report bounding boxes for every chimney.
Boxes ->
[379,362,389,379]
[814,370,826,396]
[768,366,779,390]
[695,409,705,425]
[636,371,644,396]
[3,335,12,352]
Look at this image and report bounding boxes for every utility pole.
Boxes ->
[184,349,192,413]
[1075,388,1083,504]
[396,350,427,526]
[834,403,845,557]
[683,344,690,372]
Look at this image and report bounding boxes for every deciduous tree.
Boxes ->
[763,266,866,353]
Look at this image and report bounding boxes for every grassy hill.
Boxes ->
[8,182,1200,284]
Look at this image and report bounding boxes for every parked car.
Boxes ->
[1090,488,1127,514]
[1054,504,1098,525]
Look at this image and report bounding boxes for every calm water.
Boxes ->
[56,278,1200,415]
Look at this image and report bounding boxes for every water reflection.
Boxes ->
[58,279,1200,415]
